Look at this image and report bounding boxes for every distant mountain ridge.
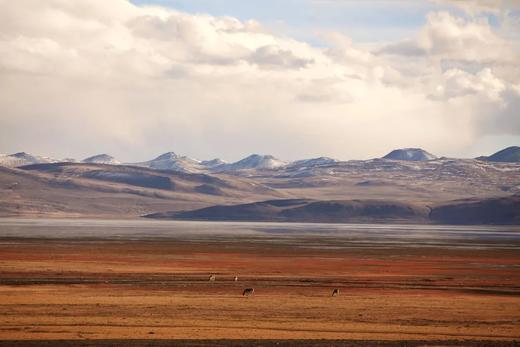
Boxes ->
[1,146,519,172]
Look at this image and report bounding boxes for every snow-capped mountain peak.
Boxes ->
[131,151,203,173]
[152,152,180,161]
[217,154,287,171]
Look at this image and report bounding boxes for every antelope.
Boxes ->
[332,288,339,297]
[242,288,254,297]
[209,274,216,281]
[234,276,238,282]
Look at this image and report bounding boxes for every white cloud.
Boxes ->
[0,0,518,161]
[431,68,506,100]
[432,0,507,15]
[379,11,515,63]
[247,45,314,69]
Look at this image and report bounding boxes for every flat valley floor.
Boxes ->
[0,220,519,346]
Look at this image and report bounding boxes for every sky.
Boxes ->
[0,0,519,162]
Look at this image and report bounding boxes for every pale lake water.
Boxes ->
[0,218,520,250]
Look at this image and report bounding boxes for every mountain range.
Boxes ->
[1,146,519,224]
[2,146,519,172]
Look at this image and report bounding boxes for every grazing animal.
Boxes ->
[209,274,216,281]
[234,276,238,282]
[332,288,339,297]
[242,288,254,297]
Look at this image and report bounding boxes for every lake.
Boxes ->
[0,218,519,250]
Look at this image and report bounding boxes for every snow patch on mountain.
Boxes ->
[216,154,287,171]
[201,158,227,168]
[82,154,120,165]
[131,152,204,173]
[289,157,338,168]
[0,152,58,167]
[382,148,437,161]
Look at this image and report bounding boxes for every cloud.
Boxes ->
[431,68,506,100]
[489,86,520,135]
[247,45,314,69]
[0,0,518,161]
[432,0,505,15]
[379,11,515,63]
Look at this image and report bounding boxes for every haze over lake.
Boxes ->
[2,219,519,250]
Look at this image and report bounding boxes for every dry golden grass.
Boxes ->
[0,239,519,342]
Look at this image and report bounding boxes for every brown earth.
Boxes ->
[0,238,519,345]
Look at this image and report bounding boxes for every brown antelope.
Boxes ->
[242,288,254,297]
[332,288,339,297]
[209,274,216,282]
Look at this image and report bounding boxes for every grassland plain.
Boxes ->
[0,222,519,346]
